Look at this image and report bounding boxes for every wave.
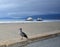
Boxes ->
[0,14,60,22]
[0,20,60,23]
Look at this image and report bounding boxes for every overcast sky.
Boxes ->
[0,0,60,17]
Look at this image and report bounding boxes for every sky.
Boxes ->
[0,0,60,18]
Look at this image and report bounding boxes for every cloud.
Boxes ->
[0,0,60,17]
[7,11,60,17]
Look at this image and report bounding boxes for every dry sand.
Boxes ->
[0,22,60,41]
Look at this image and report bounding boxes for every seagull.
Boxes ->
[19,28,28,39]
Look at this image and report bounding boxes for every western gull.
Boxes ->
[19,28,28,39]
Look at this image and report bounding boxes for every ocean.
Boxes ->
[0,14,60,23]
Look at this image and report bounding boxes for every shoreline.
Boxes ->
[0,22,60,47]
[0,31,60,47]
[0,20,60,23]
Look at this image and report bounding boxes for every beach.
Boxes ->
[0,22,60,41]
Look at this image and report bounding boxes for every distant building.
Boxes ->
[26,17,33,21]
[36,18,43,21]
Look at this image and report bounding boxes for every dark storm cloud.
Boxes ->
[0,0,60,17]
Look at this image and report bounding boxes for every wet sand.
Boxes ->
[0,22,60,41]
[25,35,60,47]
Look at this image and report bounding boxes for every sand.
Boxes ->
[0,22,60,41]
